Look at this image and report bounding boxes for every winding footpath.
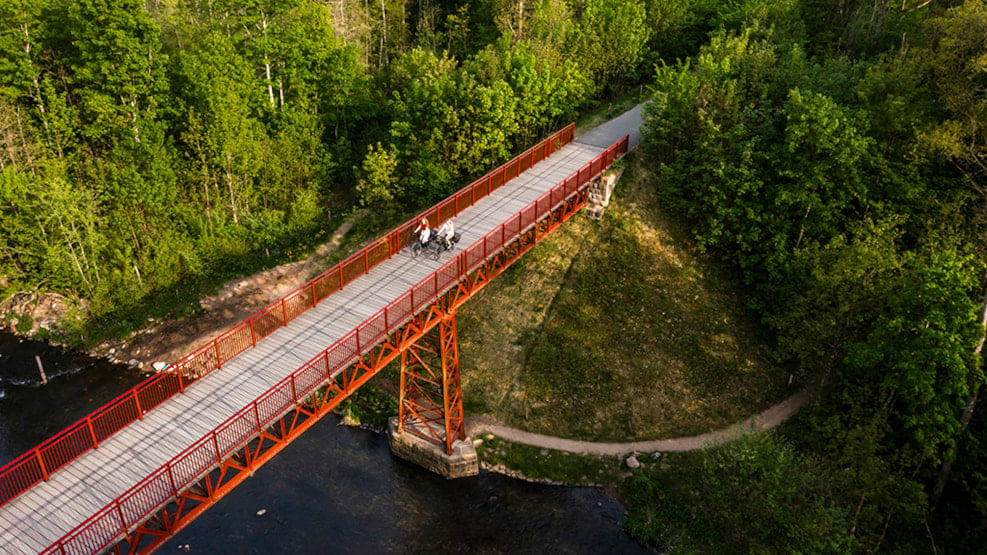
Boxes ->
[465,391,810,456]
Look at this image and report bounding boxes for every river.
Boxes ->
[0,330,649,553]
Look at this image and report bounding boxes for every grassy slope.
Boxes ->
[458,150,794,442]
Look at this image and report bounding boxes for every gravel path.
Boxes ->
[465,390,810,456]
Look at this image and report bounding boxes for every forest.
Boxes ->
[1,0,986,551]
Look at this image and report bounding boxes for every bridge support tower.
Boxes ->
[388,311,478,478]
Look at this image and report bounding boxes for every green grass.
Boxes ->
[475,435,625,485]
[458,151,793,442]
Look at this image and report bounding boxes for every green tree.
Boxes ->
[623,431,852,552]
[176,32,266,225]
[846,242,983,462]
[356,142,400,208]
[576,0,650,93]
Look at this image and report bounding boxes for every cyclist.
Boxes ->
[414,216,431,246]
[436,218,455,250]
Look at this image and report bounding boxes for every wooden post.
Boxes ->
[35,356,47,385]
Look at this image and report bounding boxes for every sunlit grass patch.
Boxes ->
[460,152,791,442]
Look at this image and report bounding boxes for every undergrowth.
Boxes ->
[475,435,625,485]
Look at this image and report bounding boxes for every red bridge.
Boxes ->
[0,117,631,554]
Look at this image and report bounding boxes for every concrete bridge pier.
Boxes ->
[388,312,478,478]
[388,417,478,478]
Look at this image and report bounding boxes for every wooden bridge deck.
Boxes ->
[0,139,606,554]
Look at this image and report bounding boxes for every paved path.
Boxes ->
[577,103,646,152]
[465,391,810,456]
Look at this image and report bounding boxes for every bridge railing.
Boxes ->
[0,124,575,509]
[44,133,629,555]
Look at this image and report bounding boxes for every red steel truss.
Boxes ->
[398,313,466,454]
[33,132,629,555]
[0,124,577,511]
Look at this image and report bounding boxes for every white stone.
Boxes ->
[152,361,169,372]
[625,455,641,469]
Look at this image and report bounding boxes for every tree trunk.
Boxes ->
[379,0,387,67]
[518,1,524,38]
[226,152,239,224]
[933,268,987,501]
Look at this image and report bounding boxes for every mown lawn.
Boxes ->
[457,150,794,441]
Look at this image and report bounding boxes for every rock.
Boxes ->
[152,361,169,372]
[128,359,142,368]
[256,509,266,516]
[340,410,359,427]
[472,438,483,447]
[539,448,549,456]
[651,451,662,460]
[485,433,494,441]
[625,455,641,469]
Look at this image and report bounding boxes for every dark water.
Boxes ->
[0,330,146,466]
[171,416,648,554]
[0,330,649,553]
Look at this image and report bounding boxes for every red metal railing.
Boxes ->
[0,124,576,509]
[42,134,629,555]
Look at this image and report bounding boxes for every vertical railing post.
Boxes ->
[311,283,318,308]
[134,390,143,420]
[215,341,223,369]
[212,434,221,464]
[116,504,128,538]
[167,465,178,499]
[178,364,185,393]
[87,417,98,449]
[281,299,288,327]
[36,449,49,481]
[250,319,257,347]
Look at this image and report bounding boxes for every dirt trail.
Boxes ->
[110,222,353,367]
[466,391,809,455]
